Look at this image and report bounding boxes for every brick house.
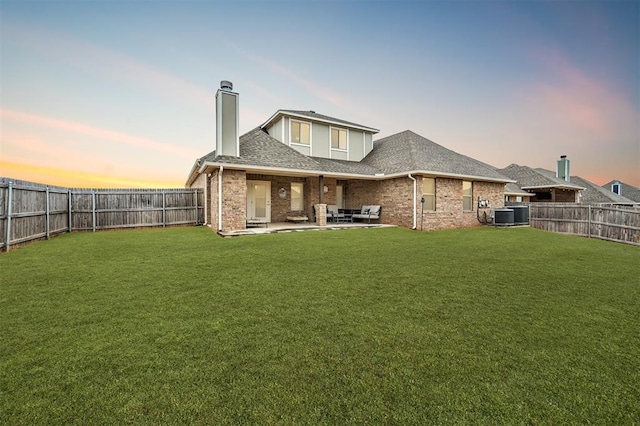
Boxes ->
[498,160,585,203]
[186,81,513,233]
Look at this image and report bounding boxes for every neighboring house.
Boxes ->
[498,159,584,203]
[602,180,640,203]
[504,182,533,204]
[186,81,513,233]
[557,175,636,205]
[533,169,636,205]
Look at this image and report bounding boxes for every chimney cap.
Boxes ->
[220,80,233,91]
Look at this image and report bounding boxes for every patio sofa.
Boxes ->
[351,205,381,223]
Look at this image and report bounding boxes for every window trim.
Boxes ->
[612,183,621,195]
[330,126,348,152]
[291,182,304,211]
[462,180,473,211]
[422,177,436,212]
[289,119,311,146]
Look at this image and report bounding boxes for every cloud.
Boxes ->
[1,109,200,160]
[229,43,348,108]
[522,46,638,140]
[4,23,213,108]
[227,43,385,129]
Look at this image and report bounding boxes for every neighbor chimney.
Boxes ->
[216,80,239,157]
[556,155,570,182]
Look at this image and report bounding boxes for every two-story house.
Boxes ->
[186,81,513,233]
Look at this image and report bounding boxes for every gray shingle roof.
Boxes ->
[568,176,636,204]
[194,128,512,183]
[602,180,640,203]
[309,156,381,175]
[261,110,379,133]
[499,164,584,190]
[504,182,532,196]
[201,127,320,171]
[363,130,512,181]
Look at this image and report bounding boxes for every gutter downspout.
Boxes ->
[408,174,417,230]
[218,166,223,231]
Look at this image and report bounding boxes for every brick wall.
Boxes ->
[506,194,533,203]
[206,169,507,232]
[378,177,414,228]
[221,169,246,231]
[372,176,506,231]
[320,178,338,205]
[238,174,344,223]
[307,178,321,221]
[420,177,461,230]
[344,179,380,210]
[555,189,579,203]
[208,170,218,230]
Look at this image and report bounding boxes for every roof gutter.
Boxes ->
[522,184,585,191]
[198,161,515,184]
[408,174,417,230]
[184,159,202,187]
[218,166,223,232]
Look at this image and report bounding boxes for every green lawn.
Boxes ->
[1,226,638,424]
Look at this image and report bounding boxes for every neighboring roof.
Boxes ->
[567,176,637,205]
[498,164,584,190]
[504,182,532,197]
[363,130,513,182]
[260,109,379,133]
[602,180,640,203]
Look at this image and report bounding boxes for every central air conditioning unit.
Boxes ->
[493,208,514,226]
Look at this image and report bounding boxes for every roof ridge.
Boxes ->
[264,109,379,133]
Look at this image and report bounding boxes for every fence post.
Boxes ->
[68,189,72,233]
[194,189,198,225]
[5,181,12,252]
[92,190,96,232]
[46,186,50,240]
[162,191,166,227]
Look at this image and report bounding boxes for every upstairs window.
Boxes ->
[291,120,310,145]
[423,177,435,211]
[462,181,473,211]
[612,182,621,195]
[331,128,347,150]
[291,182,304,211]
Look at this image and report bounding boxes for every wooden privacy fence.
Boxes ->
[0,178,204,251]
[529,203,640,246]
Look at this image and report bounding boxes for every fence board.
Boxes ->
[1,178,204,251]
[530,203,640,246]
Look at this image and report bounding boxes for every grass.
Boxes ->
[1,226,639,424]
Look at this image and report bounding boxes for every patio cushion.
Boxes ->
[352,205,381,222]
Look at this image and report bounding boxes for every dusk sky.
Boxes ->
[1,0,638,188]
